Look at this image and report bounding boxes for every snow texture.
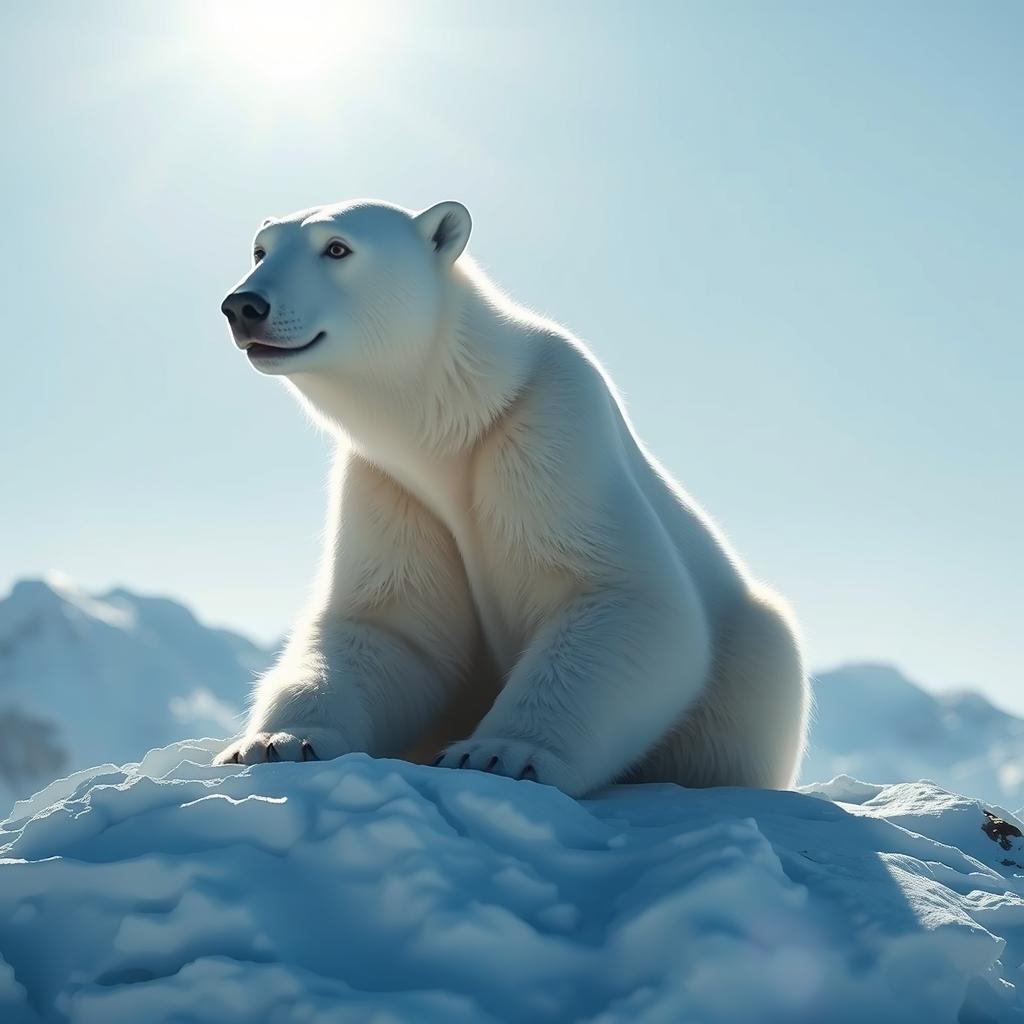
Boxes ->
[2,742,1024,1022]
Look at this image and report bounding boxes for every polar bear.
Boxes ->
[214,199,809,796]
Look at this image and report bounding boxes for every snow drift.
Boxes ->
[2,743,1024,1022]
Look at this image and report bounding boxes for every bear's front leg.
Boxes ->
[212,642,367,766]
[213,610,471,767]
[214,452,478,768]
[435,582,712,797]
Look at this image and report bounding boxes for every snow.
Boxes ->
[3,742,1024,1022]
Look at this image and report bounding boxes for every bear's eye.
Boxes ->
[324,240,352,260]
[253,247,266,264]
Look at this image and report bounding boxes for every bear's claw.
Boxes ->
[432,737,569,789]
[214,731,329,766]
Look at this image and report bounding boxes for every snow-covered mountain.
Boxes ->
[2,742,1022,1022]
[803,663,1024,809]
[0,576,273,806]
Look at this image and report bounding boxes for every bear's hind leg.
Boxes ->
[633,589,810,790]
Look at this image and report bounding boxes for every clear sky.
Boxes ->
[2,2,1021,709]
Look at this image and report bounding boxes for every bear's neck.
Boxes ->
[297,261,537,460]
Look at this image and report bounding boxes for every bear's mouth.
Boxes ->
[246,331,327,361]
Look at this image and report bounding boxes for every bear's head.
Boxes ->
[220,200,471,381]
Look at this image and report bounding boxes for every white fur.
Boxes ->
[214,199,809,797]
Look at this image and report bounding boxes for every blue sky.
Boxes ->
[2,2,1022,709]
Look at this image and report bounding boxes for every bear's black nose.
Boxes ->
[221,291,271,332]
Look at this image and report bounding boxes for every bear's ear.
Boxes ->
[414,201,471,265]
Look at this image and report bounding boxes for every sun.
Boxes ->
[194,0,389,96]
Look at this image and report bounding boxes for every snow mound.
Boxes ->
[3,745,1024,1023]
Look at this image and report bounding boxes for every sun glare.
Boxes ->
[195,0,389,96]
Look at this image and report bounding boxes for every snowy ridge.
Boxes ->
[2,743,1024,1022]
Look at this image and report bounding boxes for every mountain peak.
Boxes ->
[6,574,135,630]
[9,576,69,602]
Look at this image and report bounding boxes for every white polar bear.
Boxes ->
[214,199,809,797]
